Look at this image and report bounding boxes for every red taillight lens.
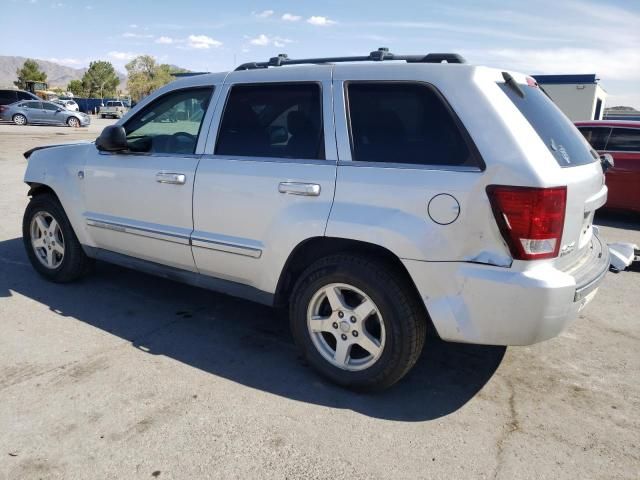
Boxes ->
[486,185,567,260]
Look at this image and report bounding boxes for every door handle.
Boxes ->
[278,182,321,196]
[156,172,186,185]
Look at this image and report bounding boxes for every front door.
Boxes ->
[191,68,337,292]
[82,86,215,271]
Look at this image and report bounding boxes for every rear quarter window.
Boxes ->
[606,128,640,152]
[577,126,610,150]
[346,82,481,168]
[499,83,597,167]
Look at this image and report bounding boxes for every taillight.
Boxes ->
[486,185,567,260]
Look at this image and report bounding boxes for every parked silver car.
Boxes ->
[1,100,89,127]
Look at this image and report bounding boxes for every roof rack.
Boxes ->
[235,47,466,71]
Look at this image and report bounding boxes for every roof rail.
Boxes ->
[235,47,466,71]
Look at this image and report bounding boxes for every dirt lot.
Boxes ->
[0,121,639,480]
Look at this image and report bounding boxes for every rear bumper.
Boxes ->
[403,234,609,346]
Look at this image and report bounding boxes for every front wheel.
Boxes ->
[290,254,427,391]
[13,114,27,126]
[67,117,80,128]
[23,193,93,282]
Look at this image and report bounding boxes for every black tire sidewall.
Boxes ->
[290,258,418,390]
[13,114,26,125]
[23,195,87,282]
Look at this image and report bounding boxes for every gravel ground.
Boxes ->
[0,121,638,480]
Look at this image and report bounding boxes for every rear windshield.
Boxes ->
[107,101,123,107]
[499,83,597,167]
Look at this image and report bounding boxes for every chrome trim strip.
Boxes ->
[86,217,191,245]
[191,236,262,258]
[336,160,482,172]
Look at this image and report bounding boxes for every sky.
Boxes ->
[1,0,639,108]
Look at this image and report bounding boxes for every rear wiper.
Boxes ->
[502,72,525,98]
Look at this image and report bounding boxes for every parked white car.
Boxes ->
[53,99,80,112]
[21,49,609,390]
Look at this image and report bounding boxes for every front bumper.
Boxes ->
[403,234,609,346]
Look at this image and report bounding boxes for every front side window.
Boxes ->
[577,126,610,150]
[346,82,477,167]
[124,87,213,154]
[215,83,324,159]
[42,102,59,111]
[606,128,640,152]
[17,92,35,100]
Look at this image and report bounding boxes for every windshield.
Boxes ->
[499,82,598,167]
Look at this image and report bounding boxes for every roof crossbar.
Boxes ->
[235,47,466,71]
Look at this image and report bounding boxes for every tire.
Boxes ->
[100,115,105,119]
[67,117,80,128]
[289,254,427,391]
[13,114,27,126]
[23,193,93,282]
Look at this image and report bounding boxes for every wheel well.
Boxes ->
[275,237,436,334]
[27,183,58,200]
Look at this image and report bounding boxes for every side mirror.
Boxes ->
[600,153,614,173]
[96,125,128,152]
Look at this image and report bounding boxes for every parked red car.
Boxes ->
[575,120,640,213]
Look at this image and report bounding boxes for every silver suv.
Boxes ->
[22,49,609,390]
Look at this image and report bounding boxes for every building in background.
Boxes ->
[532,74,606,121]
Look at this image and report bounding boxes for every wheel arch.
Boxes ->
[274,236,437,335]
[27,182,59,199]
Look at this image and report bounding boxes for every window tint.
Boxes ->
[0,91,17,103]
[124,87,213,154]
[499,83,596,167]
[606,128,640,152]
[17,91,35,100]
[24,101,42,109]
[346,83,476,167]
[577,126,610,150]
[216,83,324,159]
[42,102,59,111]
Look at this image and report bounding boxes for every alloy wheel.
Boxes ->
[306,282,386,371]
[30,211,65,269]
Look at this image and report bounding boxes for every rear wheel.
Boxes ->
[290,254,427,391]
[13,114,27,126]
[67,117,80,128]
[23,194,93,282]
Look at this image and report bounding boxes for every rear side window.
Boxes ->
[606,128,640,152]
[0,91,17,104]
[577,127,610,150]
[499,83,596,167]
[24,101,41,109]
[346,82,478,167]
[17,91,35,100]
[215,83,324,160]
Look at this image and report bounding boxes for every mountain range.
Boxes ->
[0,56,127,90]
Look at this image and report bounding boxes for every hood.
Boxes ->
[24,140,94,159]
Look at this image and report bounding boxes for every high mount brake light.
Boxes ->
[487,186,567,260]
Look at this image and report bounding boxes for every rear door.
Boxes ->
[327,68,493,264]
[192,67,337,292]
[602,127,640,212]
[24,101,44,122]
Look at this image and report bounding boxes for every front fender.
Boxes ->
[24,143,93,246]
